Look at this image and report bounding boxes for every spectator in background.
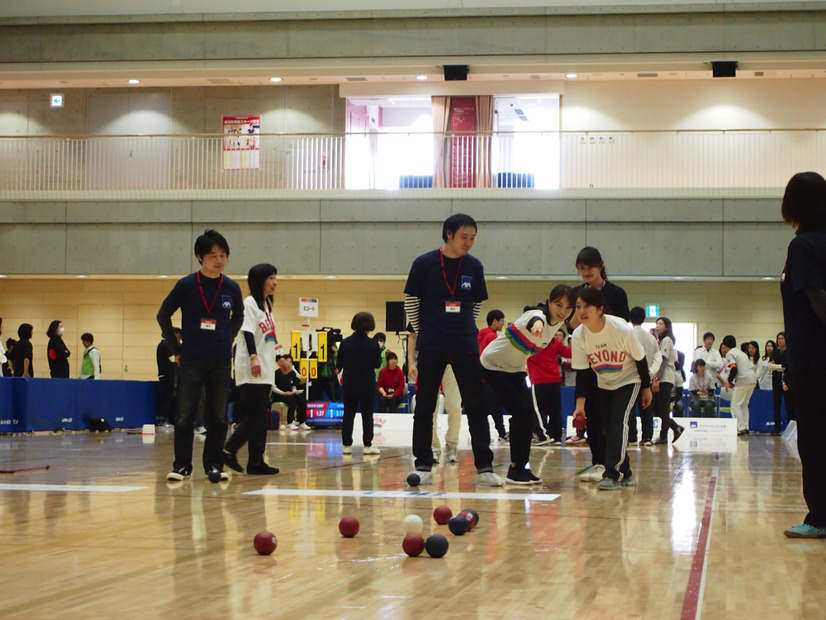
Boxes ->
[769,331,795,431]
[157,328,182,426]
[758,340,776,390]
[689,359,717,417]
[377,351,406,413]
[79,333,101,379]
[478,309,509,442]
[46,319,71,378]
[2,338,15,377]
[652,316,685,444]
[13,323,34,378]
[273,354,309,430]
[373,332,389,381]
[694,332,724,380]
[0,318,6,375]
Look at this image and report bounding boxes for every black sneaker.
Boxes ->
[505,466,535,485]
[221,450,244,473]
[526,469,542,484]
[247,462,280,475]
[167,466,191,481]
[672,426,685,443]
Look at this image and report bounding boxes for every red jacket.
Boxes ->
[526,339,572,384]
[377,365,406,395]
[478,327,498,354]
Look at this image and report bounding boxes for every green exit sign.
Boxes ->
[646,304,659,318]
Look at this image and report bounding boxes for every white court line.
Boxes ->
[245,489,560,502]
[0,484,147,493]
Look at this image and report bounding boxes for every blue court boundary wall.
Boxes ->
[0,378,157,432]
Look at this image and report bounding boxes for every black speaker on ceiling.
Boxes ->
[443,65,469,81]
[386,301,406,333]
[712,61,738,78]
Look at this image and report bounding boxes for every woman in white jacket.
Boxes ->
[652,316,685,444]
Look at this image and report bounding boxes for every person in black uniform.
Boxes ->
[336,311,382,455]
[157,327,182,425]
[769,331,795,433]
[46,319,71,378]
[568,246,630,483]
[779,171,826,538]
[13,323,34,378]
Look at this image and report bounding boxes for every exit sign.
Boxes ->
[645,304,659,318]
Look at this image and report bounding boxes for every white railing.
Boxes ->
[0,130,823,197]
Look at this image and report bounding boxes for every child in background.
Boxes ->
[377,351,406,413]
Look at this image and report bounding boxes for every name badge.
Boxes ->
[200,318,217,331]
[445,302,461,313]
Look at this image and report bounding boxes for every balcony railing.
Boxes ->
[1,130,823,198]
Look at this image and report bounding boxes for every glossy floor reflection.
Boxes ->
[0,428,823,619]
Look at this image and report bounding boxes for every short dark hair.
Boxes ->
[277,353,293,363]
[549,284,575,309]
[46,320,62,338]
[486,309,505,326]
[18,323,33,339]
[194,229,230,261]
[351,311,376,333]
[81,333,94,344]
[386,351,398,362]
[694,359,706,367]
[629,306,646,325]
[442,213,477,243]
[576,286,604,309]
[575,246,607,280]
[703,332,715,341]
[247,263,278,310]
[373,332,386,342]
[781,171,826,231]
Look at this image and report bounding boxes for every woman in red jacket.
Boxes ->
[377,351,406,413]
[527,326,571,446]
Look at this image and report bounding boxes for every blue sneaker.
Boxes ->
[784,523,826,538]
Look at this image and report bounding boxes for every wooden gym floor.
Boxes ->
[0,426,824,620]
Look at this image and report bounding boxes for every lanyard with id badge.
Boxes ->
[440,249,464,314]
[198,272,223,331]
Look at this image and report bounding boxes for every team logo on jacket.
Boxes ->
[221,295,233,309]
[588,349,626,375]
[461,276,473,289]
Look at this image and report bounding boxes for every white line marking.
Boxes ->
[244,489,560,501]
[0,484,147,493]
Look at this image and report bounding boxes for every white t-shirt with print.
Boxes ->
[234,296,278,386]
[571,314,646,390]
[481,309,560,373]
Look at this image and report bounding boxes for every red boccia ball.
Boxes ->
[433,505,453,525]
[459,510,477,531]
[339,516,360,538]
[402,532,426,557]
[253,531,278,555]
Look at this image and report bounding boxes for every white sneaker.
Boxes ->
[578,464,606,482]
[446,446,458,463]
[342,445,352,454]
[288,422,299,430]
[432,449,442,462]
[364,446,381,455]
[407,470,433,485]
[298,422,311,430]
[194,426,207,434]
[476,471,504,487]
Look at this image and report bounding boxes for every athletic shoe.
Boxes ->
[364,445,381,455]
[298,422,312,430]
[407,470,433,485]
[342,445,352,454]
[784,523,826,538]
[642,439,654,447]
[221,451,244,473]
[432,449,442,461]
[446,446,458,463]
[738,429,750,436]
[532,436,552,446]
[506,466,535,485]
[548,438,562,446]
[206,467,229,481]
[526,469,542,484]
[167,466,191,481]
[194,426,207,434]
[569,435,588,445]
[654,436,668,445]
[246,462,279,475]
[621,475,636,487]
[578,464,606,482]
[499,433,510,443]
[288,422,299,430]
[476,471,504,487]
[597,478,622,491]
[672,425,685,443]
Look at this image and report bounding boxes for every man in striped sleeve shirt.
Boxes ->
[404,213,502,487]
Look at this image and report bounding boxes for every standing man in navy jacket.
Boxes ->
[158,229,244,482]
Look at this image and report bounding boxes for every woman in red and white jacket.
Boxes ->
[527,328,571,445]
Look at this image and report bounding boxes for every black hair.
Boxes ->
[776,331,786,342]
[18,323,33,340]
[747,340,760,364]
[5,338,16,350]
[81,333,94,344]
[629,306,646,325]
[549,284,575,308]
[194,229,230,261]
[386,351,398,362]
[486,309,505,326]
[351,311,376,333]
[763,340,776,359]
[694,359,706,367]
[277,353,292,362]
[703,332,715,342]
[373,332,386,342]
[781,171,826,231]
[576,286,604,309]
[575,246,607,281]
[442,213,477,243]
[46,320,62,338]
[247,263,278,311]
[656,316,676,345]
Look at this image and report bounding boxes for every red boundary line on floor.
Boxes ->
[681,470,718,620]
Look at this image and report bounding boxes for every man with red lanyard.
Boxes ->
[158,229,244,482]
[404,213,502,487]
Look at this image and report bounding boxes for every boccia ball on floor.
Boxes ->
[253,531,278,555]
[402,533,426,557]
[459,510,477,531]
[339,516,360,538]
[462,508,479,528]
[425,534,449,558]
[407,472,421,487]
[433,505,452,524]
[448,515,469,536]
[402,514,424,534]
[208,469,222,483]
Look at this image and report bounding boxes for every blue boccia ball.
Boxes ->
[407,472,421,487]
[425,534,449,558]
[448,515,469,536]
